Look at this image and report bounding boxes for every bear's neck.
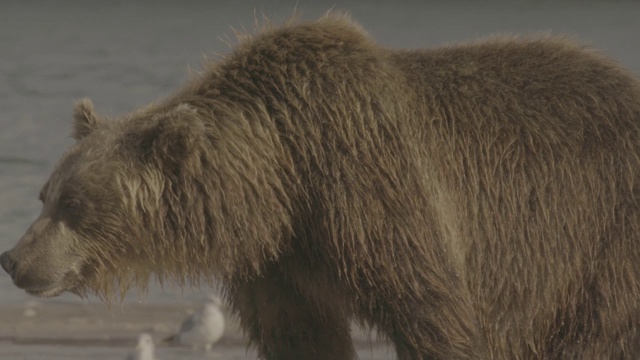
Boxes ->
[147,98,297,282]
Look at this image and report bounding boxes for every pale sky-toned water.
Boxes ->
[0,1,639,359]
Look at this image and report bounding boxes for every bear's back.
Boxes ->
[392,36,640,136]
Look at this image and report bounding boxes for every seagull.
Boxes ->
[165,294,225,351]
[126,333,157,360]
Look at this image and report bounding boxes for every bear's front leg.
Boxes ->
[354,253,485,359]
[227,269,356,360]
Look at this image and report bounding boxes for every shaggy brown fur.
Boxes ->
[2,14,640,359]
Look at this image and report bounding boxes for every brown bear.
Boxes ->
[2,14,640,360]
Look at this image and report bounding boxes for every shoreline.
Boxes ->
[0,300,245,347]
[0,300,388,349]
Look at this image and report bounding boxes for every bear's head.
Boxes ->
[0,99,212,299]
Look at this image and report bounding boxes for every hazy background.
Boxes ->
[0,0,639,358]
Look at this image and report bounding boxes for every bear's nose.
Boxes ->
[0,251,16,278]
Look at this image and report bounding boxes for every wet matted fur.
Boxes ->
[2,14,640,360]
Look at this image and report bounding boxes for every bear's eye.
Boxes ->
[64,199,80,209]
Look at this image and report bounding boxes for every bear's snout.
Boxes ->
[0,251,17,278]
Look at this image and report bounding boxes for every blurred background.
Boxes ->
[0,1,639,359]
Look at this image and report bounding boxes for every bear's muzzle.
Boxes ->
[0,251,16,279]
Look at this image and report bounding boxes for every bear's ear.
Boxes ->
[134,103,205,165]
[72,98,103,141]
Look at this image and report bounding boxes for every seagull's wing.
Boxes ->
[179,312,203,333]
[163,312,200,342]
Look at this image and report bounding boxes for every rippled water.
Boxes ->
[0,1,638,359]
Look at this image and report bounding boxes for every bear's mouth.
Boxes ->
[25,284,67,298]
[19,269,81,298]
